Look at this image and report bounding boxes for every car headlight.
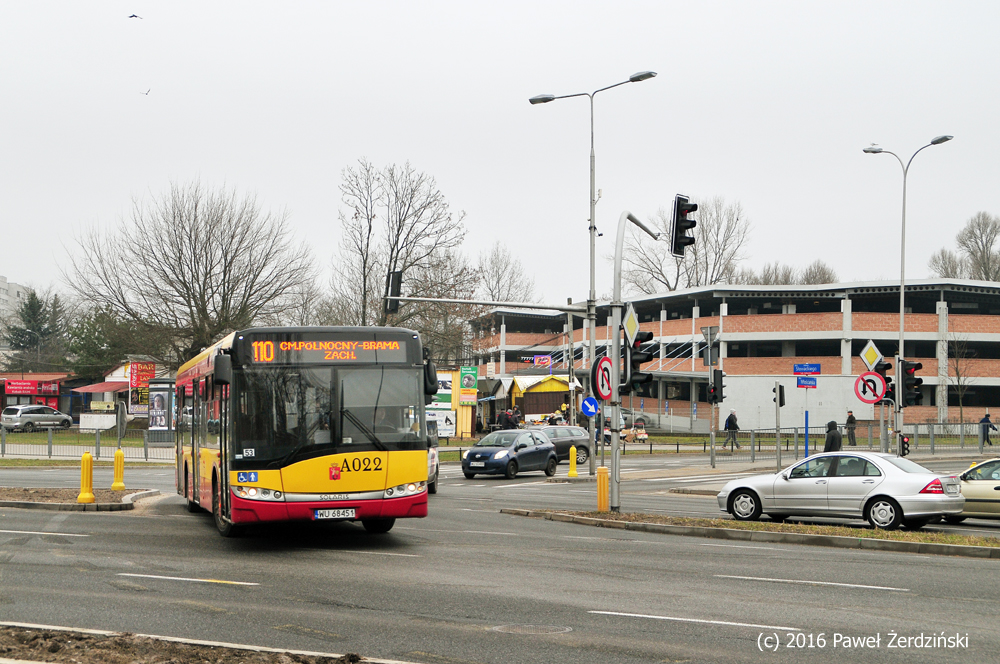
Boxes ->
[494,450,509,460]
[462,449,470,459]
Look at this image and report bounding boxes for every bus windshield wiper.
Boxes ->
[341,408,387,451]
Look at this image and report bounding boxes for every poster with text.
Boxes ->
[459,366,477,406]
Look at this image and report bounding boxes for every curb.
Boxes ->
[0,621,419,664]
[0,490,159,512]
[500,508,1000,560]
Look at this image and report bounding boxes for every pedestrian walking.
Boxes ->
[823,420,842,452]
[981,412,997,446]
[723,410,740,449]
[846,410,857,446]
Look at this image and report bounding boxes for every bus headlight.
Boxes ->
[384,481,426,499]
[233,486,285,501]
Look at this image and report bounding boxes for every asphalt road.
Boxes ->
[0,460,996,663]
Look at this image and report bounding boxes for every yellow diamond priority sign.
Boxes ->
[860,340,883,372]
[622,303,640,347]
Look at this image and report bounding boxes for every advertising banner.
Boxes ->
[128,362,156,415]
[428,375,453,411]
[148,385,172,431]
[3,380,59,395]
[426,409,456,438]
[459,366,477,406]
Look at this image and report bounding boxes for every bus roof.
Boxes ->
[176,332,236,384]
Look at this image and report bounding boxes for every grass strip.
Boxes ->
[543,510,1000,549]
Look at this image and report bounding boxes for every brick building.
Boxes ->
[470,279,1000,432]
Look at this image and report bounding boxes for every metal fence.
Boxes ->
[0,427,175,461]
[709,421,993,468]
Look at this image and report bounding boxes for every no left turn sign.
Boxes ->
[855,371,886,404]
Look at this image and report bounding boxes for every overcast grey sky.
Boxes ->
[2,2,998,306]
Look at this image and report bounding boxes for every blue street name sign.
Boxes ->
[797,376,817,389]
[582,397,599,418]
[793,363,821,375]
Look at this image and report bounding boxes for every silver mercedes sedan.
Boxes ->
[717,452,964,530]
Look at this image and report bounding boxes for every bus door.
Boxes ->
[192,378,204,505]
[219,385,230,518]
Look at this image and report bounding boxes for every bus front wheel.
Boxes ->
[213,480,240,538]
[362,518,396,534]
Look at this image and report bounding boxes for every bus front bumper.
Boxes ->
[230,490,427,524]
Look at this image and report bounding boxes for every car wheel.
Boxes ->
[943,515,967,524]
[463,472,476,480]
[24,422,35,433]
[362,518,396,534]
[61,419,72,429]
[575,446,589,464]
[902,518,930,530]
[544,457,557,477]
[865,497,902,530]
[730,490,762,521]
[504,460,518,479]
[213,481,240,537]
[428,466,439,494]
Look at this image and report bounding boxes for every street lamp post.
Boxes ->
[530,71,656,473]
[863,135,952,449]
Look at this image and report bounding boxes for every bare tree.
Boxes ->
[330,159,466,327]
[928,248,969,279]
[64,181,315,367]
[476,241,536,302]
[800,260,838,285]
[730,261,799,285]
[619,196,751,294]
[956,212,1000,281]
[929,211,1000,281]
[949,334,975,424]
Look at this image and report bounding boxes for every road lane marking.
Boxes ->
[397,527,518,535]
[588,610,801,632]
[0,529,88,538]
[715,575,909,592]
[698,543,789,551]
[346,551,420,557]
[118,573,259,586]
[460,508,496,512]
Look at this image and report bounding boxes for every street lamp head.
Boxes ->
[930,135,953,145]
[529,94,555,105]
[629,71,657,83]
[863,146,883,154]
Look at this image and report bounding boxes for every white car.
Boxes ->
[717,452,964,530]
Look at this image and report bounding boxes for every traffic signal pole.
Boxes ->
[610,211,664,512]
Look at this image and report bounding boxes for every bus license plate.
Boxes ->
[315,508,356,520]
[470,461,485,467]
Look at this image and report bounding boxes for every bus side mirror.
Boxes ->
[424,360,438,396]
[214,354,232,385]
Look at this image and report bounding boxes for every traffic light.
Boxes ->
[707,369,725,404]
[385,270,402,315]
[621,331,654,394]
[900,433,911,457]
[900,359,923,407]
[875,361,894,405]
[773,384,785,407]
[670,194,698,257]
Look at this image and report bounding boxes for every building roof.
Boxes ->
[0,373,71,382]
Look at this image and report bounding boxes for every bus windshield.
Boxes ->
[233,365,425,467]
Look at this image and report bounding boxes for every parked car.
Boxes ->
[1,405,72,431]
[945,457,1000,523]
[462,429,558,479]
[717,452,964,530]
[529,424,592,464]
[619,407,648,427]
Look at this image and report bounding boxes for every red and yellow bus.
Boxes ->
[175,326,438,537]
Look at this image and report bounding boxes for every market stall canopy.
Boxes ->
[71,381,129,393]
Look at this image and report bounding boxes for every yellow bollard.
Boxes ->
[568,445,578,478]
[111,448,126,490]
[77,452,95,504]
[597,466,609,512]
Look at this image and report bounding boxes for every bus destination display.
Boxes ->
[248,337,408,364]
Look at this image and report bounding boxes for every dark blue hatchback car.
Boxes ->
[462,430,558,479]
